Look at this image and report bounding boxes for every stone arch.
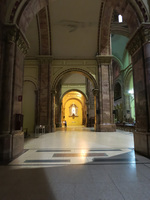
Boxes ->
[52,68,98,91]
[17,0,48,33]
[24,78,38,90]
[22,80,37,132]
[98,0,141,55]
[64,98,83,108]
[124,67,133,92]
[112,58,122,80]
[13,0,51,56]
[60,89,88,103]
[114,82,122,101]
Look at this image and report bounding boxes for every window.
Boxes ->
[118,15,123,23]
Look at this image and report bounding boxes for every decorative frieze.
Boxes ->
[127,23,150,56]
[3,24,30,55]
[17,33,30,55]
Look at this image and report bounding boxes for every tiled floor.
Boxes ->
[1,126,150,200]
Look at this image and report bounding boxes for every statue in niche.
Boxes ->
[69,104,78,119]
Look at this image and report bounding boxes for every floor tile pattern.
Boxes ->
[1,127,150,200]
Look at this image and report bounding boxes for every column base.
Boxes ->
[134,131,150,158]
[12,131,24,158]
[48,124,56,132]
[100,123,116,132]
[0,131,24,162]
[52,125,56,132]
[94,124,100,132]
[0,134,12,162]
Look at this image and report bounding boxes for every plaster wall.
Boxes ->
[65,99,83,126]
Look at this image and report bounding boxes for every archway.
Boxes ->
[22,81,37,133]
[114,82,123,123]
[53,71,96,130]
[61,91,87,127]
[124,71,135,123]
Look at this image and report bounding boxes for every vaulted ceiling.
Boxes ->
[0,0,149,59]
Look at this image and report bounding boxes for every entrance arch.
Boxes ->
[60,89,88,102]
[62,91,87,127]
[52,68,98,91]
[51,69,97,130]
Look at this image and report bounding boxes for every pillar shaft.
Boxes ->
[38,56,53,132]
[92,89,100,131]
[96,55,116,132]
[51,90,56,132]
[144,43,150,131]
[127,24,150,132]
[127,23,150,157]
[0,24,29,161]
[1,37,15,133]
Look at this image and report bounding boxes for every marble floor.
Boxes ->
[1,127,150,200]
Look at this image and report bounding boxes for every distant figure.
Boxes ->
[64,120,67,130]
[64,120,67,131]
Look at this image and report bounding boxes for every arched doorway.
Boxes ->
[53,71,97,130]
[22,81,37,133]
[124,72,135,123]
[61,91,87,127]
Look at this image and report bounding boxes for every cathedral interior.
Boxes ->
[0,0,150,164]
[1,1,150,199]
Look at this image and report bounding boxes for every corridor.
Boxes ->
[1,127,150,200]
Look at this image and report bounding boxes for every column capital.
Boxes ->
[127,23,150,56]
[3,24,18,43]
[92,88,99,96]
[51,90,57,95]
[38,55,53,64]
[3,24,30,55]
[96,55,112,65]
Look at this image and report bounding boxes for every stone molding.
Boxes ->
[96,55,112,65]
[52,67,98,91]
[3,24,30,55]
[37,55,53,64]
[127,23,150,56]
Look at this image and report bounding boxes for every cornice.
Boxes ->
[96,55,112,65]
[127,23,150,56]
[37,55,53,64]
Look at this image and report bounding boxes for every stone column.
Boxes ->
[0,24,29,161]
[96,55,116,132]
[85,78,89,127]
[86,78,95,127]
[55,82,62,127]
[0,26,16,161]
[124,92,132,121]
[59,103,62,127]
[92,89,100,131]
[51,90,56,132]
[85,101,89,127]
[38,56,53,132]
[127,23,150,157]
